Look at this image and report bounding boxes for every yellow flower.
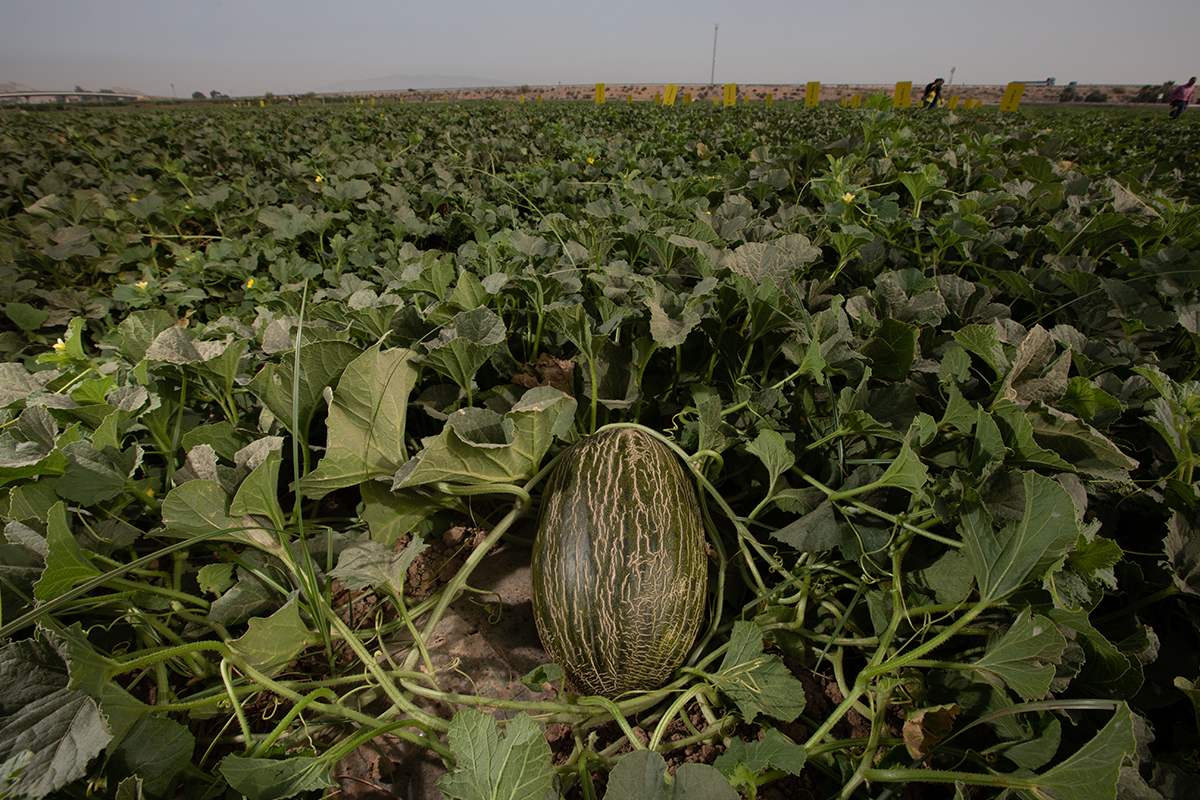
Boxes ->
[53,338,66,352]
[587,157,595,164]
[135,280,148,290]
[245,278,256,289]
[842,192,856,203]
[129,196,138,202]
[314,174,324,183]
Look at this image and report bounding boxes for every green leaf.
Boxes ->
[962,472,1081,602]
[1016,704,1134,800]
[724,233,820,285]
[229,446,285,530]
[871,442,929,496]
[299,346,417,497]
[248,340,362,439]
[519,663,565,692]
[992,405,1075,471]
[970,610,1067,701]
[33,502,101,601]
[745,429,794,490]
[394,387,575,488]
[713,728,807,780]
[359,480,452,546]
[1001,326,1070,405]
[0,638,112,799]
[329,539,428,592]
[954,324,1009,378]
[161,479,272,549]
[434,709,556,800]
[714,621,806,723]
[606,750,739,800]
[56,440,137,505]
[110,716,195,797]
[546,304,603,360]
[422,308,505,393]
[860,318,919,382]
[197,563,236,596]
[1022,405,1139,481]
[115,309,176,363]
[1164,511,1200,596]
[218,753,335,800]
[4,302,50,333]
[228,594,312,675]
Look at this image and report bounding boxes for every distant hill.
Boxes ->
[317,74,510,93]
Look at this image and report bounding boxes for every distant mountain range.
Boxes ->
[317,74,510,93]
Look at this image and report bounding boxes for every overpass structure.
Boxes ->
[0,90,149,104]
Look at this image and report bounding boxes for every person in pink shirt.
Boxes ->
[1169,77,1196,119]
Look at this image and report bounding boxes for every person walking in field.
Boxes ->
[1169,77,1196,118]
[922,78,944,109]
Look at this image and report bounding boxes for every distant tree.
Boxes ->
[209,90,228,99]
[1084,90,1108,103]
[1058,86,1077,102]
[192,91,205,100]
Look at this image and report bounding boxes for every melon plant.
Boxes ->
[530,427,707,697]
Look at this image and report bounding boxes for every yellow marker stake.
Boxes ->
[655,92,662,105]
[370,97,375,106]
[595,83,606,104]
[723,83,737,106]
[805,81,820,107]
[664,84,678,106]
[766,92,773,107]
[851,94,862,107]
[682,93,692,104]
[627,94,632,104]
[999,82,1026,112]
[948,95,959,109]
[520,94,524,103]
[893,81,912,108]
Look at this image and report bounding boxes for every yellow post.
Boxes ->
[948,95,959,109]
[627,93,632,104]
[595,83,606,104]
[766,92,773,106]
[893,81,912,108]
[723,83,737,106]
[805,81,820,107]
[664,84,678,106]
[851,93,862,107]
[655,92,662,105]
[520,94,524,103]
[682,93,692,104]
[538,94,543,104]
[999,82,1026,111]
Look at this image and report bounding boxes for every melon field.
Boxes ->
[1,96,1198,800]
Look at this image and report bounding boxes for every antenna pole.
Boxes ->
[711,24,718,86]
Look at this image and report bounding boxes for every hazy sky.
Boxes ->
[1,0,1196,97]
